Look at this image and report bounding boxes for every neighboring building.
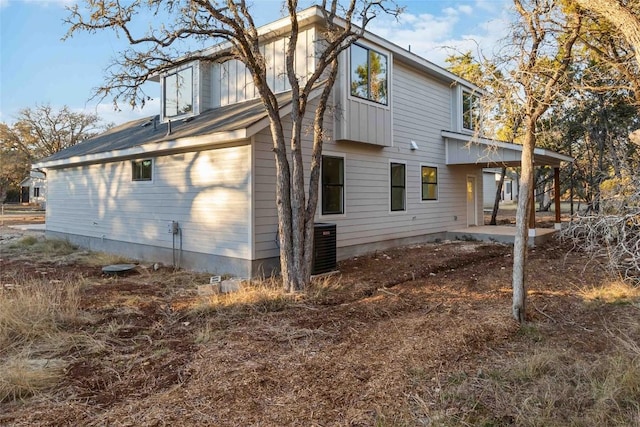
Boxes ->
[19,171,46,208]
[482,168,519,208]
[33,7,571,277]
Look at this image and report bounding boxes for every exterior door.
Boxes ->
[467,176,477,226]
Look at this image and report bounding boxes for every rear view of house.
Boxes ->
[34,7,571,277]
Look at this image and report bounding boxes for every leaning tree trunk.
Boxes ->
[490,167,507,225]
[512,131,535,323]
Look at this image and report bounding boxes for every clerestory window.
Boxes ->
[164,67,193,118]
[462,91,480,131]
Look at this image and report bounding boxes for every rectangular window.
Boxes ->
[164,67,193,118]
[350,44,388,105]
[462,91,480,131]
[390,162,406,211]
[322,155,344,215]
[33,187,40,198]
[421,166,438,201]
[132,159,153,181]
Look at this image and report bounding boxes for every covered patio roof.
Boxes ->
[442,130,573,168]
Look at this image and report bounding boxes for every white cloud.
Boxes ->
[368,3,511,67]
[459,5,474,15]
[22,0,76,7]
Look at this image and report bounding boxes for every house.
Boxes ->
[19,171,46,208]
[33,7,571,277]
[482,168,519,208]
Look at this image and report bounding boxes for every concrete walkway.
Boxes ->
[7,224,45,232]
[447,225,557,246]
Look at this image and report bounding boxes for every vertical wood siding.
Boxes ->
[46,144,252,259]
[211,26,316,108]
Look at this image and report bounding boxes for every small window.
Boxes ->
[462,91,480,131]
[33,187,40,198]
[390,162,406,211]
[350,44,388,105]
[132,159,153,181]
[322,155,344,215]
[421,166,438,201]
[164,67,193,118]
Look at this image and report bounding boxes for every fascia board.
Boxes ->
[33,129,249,169]
[441,130,574,163]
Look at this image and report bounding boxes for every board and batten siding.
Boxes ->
[211,26,317,108]
[333,46,392,147]
[46,144,252,259]
[251,60,484,260]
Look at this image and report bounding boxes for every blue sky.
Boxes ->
[0,0,510,126]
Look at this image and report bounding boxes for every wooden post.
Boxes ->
[554,167,561,229]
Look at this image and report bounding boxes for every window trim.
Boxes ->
[420,164,439,202]
[389,160,406,213]
[163,66,194,120]
[320,153,346,217]
[131,158,154,182]
[349,42,389,106]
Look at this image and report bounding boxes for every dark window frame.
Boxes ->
[350,43,389,105]
[321,155,345,215]
[421,166,438,201]
[390,162,406,212]
[132,159,153,182]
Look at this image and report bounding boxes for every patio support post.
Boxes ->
[554,167,561,230]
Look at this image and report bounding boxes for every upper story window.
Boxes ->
[164,67,193,118]
[350,44,388,105]
[322,155,345,215]
[132,159,153,181]
[462,91,480,131]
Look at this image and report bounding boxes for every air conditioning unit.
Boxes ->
[312,223,337,275]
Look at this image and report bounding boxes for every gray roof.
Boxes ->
[40,92,293,163]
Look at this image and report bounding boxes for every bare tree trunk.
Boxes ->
[490,167,507,225]
[512,131,535,323]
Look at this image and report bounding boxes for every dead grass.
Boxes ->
[0,278,85,352]
[0,355,66,402]
[2,230,640,426]
[77,251,136,267]
[579,279,640,304]
[416,315,640,427]
[188,277,298,317]
[8,236,77,256]
[0,278,93,402]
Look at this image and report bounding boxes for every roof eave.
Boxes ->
[33,129,250,169]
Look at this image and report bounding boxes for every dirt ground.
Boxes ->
[0,210,638,426]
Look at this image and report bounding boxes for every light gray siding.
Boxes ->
[46,144,252,260]
[252,60,484,260]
